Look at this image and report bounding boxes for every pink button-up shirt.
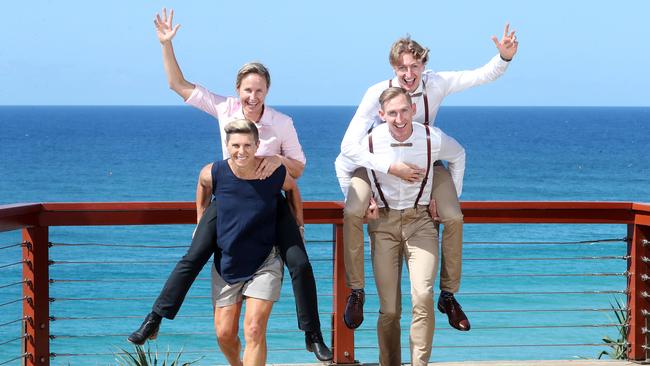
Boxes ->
[186,84,306,164]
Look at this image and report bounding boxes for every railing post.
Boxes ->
[332,223,356,364]
[627,222,650,361]
[22,227,49,366]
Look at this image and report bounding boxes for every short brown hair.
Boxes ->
[388,36,429,66]
[235,62,271,89]
[379,87,413,109]
[224,119,259,143]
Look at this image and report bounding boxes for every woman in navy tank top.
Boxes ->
[195,119,301,366]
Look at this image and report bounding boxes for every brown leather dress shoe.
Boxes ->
[343,289,365,329]
[437,292,470,331]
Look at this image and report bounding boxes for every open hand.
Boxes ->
[154,8,180,44]
[256,155,282,179]
[491,23,518,61]
[388,162,425,183]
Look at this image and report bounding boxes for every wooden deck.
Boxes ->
[272,361,638,366]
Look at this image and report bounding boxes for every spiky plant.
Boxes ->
[115,343,202,366]
[597,297,628,360]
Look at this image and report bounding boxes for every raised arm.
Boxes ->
[154,8,195,100]
[436,23,519,97]
[282,173,304,227]
[195,163,213,223]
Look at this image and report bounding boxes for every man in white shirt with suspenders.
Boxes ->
[364,87,465,365]
[335,25,518,332]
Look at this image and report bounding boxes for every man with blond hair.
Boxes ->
[336,25,518,331]
[363,87,465,365]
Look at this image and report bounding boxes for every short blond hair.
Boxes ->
[388,36,429,66]
[379,87,413,109]
[235,62,271,89]
[224,119,259,143]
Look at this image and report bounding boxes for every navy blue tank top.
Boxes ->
[211,159,286,284]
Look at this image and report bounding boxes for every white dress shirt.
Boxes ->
[362,123,465,209]
[335,54,508,181]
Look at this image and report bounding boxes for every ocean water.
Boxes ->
[0,106,649,365]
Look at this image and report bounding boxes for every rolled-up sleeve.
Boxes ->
[279,117,306,165]
[185,84,227,118]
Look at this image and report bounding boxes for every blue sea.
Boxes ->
[1,106,649,365]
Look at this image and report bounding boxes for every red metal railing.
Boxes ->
[1,201,650,365]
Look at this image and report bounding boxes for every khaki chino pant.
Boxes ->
[343,165,463,292]
[369,207,439,366]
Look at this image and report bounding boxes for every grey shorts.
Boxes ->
[211,247,284,308]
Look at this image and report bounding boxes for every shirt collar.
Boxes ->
[390,75,426,97]
[236,103,272,126]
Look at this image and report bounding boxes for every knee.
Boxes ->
[343,200,366,219]
[216,326,238,345]
[411,291,434,313]
[440,213,463,227]
[244,321,266,344]
[379,308,401,321]
[286,254,312,277]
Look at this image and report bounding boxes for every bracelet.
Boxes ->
[500,55,512,62]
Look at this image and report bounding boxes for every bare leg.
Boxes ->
[242,297,274,366]
[214,302,244,366]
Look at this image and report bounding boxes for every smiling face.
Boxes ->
[378,92,415,142]
[236,73,268,120]
[226,132,259,169]
[393,52,425,93]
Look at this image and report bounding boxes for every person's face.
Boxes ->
[237,73,268,118]
[378,94,415,141]
[226,133,259,168]
[392,52,425,92]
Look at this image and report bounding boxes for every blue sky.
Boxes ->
[2,1,648,106]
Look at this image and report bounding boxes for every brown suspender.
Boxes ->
[368,131,389,209]
[413,125,432,208]
[388,79,430,125]
[368,125,432,209]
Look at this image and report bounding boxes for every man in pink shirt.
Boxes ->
[128,9,332,362]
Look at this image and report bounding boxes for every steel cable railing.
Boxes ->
[0,261,25,270]
[0,335,25,348]
[351,342,628,349]
[463,237,627,245]
[0,353,28,366]
[0,317,27,328]
[41,233,629,364]
[0,297,28,308]
[0,242,25,251]
[0,280,27,290]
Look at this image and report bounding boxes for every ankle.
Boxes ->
[440,290,454,298]
[149,311,162,322]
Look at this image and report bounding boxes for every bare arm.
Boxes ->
[196,163,213,223]
[282,173,304,227]
[154,8,195,100]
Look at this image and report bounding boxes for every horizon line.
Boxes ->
[1,104,649,108]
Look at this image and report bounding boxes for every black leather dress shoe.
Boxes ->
[305,330,333,362]
[127,312,161,345]
[343,289,365,329]
[437,292,470,331]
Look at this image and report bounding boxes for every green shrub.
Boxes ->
[115,343,203,366]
